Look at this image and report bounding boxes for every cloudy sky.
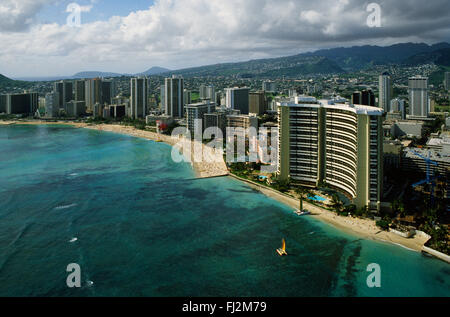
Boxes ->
[1,0,450,77]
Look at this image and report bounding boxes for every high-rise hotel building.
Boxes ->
[444,72,450,91]
[75,80,86,102]
[199,85,215,101]
[225,87,250,115]
[0,92,38,115]
[85,78,103,111]
[379,72,392,112]
[130,77,149,119]
[408,76,429,118]
[54,81,73,108]
[277,97,384,211]
[165,75,184,118]
[185,100,215,137]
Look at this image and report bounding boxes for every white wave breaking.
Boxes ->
[54,203,77,210]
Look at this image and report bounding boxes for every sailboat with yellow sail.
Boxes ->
[276,238,288,256]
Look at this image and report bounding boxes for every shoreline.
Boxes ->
[228,174,431,253]
[1,120,229,179]
[2,120,431,254]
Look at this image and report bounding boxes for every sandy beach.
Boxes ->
[2,120,430,252]
[229,174,430,253]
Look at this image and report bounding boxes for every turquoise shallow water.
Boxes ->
[0,124,449,297]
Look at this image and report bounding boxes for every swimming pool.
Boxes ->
[308,195,327,202]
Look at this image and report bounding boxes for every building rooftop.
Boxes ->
[427,138,449,147]
[186,101,215,108]
[403,147,450,163]
[279,97,384,116]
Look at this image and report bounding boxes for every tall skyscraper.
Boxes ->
[352,90,375,107]
[160,85,165,110]
[164,75,184,118]
[379,72,392,112]
[1,92,38,115]
[101,80,113,105]
[183,89,192,106]
[45,92,60,118]
[185,100,215,137]
[351,92,361,105]
[85,78,102,111]
[249,91,267,116]
[225,87,250,115]
[262,81,277,93]
[215,92,222,106]
[288,89,298,98]
[0,95,6,113]
[75,80,86,102]
[361,89,376,107]
[390,98,406,119]
[199,85,215,100]
[204,112,227,138]
[54,81,73,108]
[408,76,429,118]
[130,77,149,119]
[277,98,384,211]
[444,72,450,91]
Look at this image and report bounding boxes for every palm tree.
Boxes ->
[398,201,405,218]
[295,187,311,211]
[331,194,344,213]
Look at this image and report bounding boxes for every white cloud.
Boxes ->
[300,10,322,25]
[0,0,449,77]
[0,0,56,32]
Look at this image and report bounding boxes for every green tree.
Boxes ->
[344,204,357,215]
[271,176,291,192]
[331,194,344,213]
[295,186,312,211]
[376,219,391,231]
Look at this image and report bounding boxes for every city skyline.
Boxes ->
[1,0,450,77]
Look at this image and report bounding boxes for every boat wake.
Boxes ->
[55,203,77,210]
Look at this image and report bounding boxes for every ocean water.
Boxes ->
[0,124,449,297]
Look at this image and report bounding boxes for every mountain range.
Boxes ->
[403,48,450,67]
[302,42,450,71]
[157,42,450,78]
[3,42,450,84]
[72,66,171,79]
[0,74,35,89]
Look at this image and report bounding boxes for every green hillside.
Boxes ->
[165,55,344,78]
[0,74,35,92]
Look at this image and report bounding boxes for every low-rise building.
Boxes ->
[401,148,450,177]
[390,120,425,139]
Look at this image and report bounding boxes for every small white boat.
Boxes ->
[294,209,311,216]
